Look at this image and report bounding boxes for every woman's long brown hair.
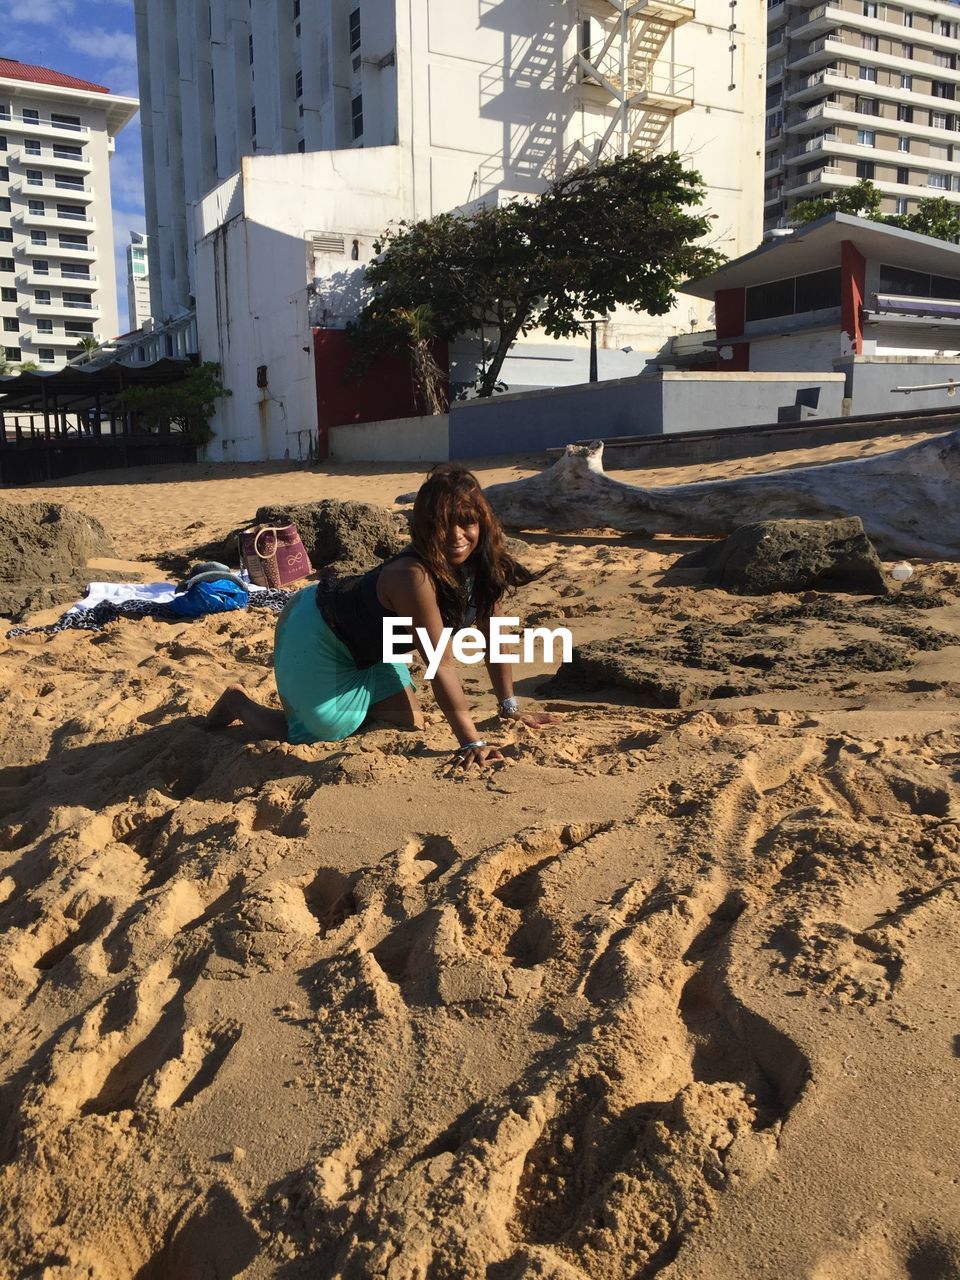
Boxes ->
[410,463,537,626]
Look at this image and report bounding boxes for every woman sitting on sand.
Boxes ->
[205,463,555,768]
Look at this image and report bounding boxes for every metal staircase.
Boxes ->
[576,0,696,165]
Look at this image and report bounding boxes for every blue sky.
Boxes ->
[3,0,145,331]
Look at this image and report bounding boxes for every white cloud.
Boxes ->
[3,0,76,25]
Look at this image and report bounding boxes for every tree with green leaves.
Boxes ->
[792,180,960,243]
[117,362,230,449]
[349,152,724,398]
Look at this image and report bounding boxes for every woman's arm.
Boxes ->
[380,560,502,766]
[481,601,561,729]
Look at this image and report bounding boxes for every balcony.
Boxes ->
[7,150,91,173]
[14,239,96,262]
[0,110,89,139]
[16,269,97,289]
[789,3,841,40]
[21,330,100,347]
[30,300,102,320]
[10,179,94,204]
[13,210,96,232]
[784,164,845,192]
[785,35,844,72]
[629,0,695,23]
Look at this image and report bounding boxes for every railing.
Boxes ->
[785,131,839,157]
[785,164,843,190]
[0,109,88,135]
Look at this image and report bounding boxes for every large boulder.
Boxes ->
[0,501,116,620]
[253,499,409,578]
[676,517,889,596]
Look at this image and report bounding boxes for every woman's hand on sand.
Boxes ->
[502,710,561,728]
[454,744,504,770]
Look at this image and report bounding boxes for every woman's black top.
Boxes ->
[316,551,477,670]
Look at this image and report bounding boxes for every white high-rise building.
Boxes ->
[126,230,151,330]
[0,59,138,370]
[765,0,960,229]
[136,1,765,459]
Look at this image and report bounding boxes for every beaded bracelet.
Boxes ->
[455,738,488,757]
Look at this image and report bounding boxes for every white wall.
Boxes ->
[194,147,405,461]
[748,328,846,373]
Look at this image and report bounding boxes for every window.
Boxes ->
[0,165,8,182]
[34,289,50,304]
[351,93,363,139]
[901,42,913,57]
[62,265,89,279]
[24,139,40,156]
[295,69,303,97]
[861,32,878,49]
[903,11,913,26]
[895,197,908,215]
[932,81,956,100]
[63,291,89,308]
[901,74,912,90]
[745,268,841,322]
[0,258,14,273]
[297,137,305,152]
[0,227,11,242]
[898,104,913,122]
[56,203,85,221]
[251,105,256,137]
[59,234,87,248]
[863,0,877,13]
[28,200,44,215]
[38,347,55,363]
[859,65,877,82]
[30,230,47,245]
[857,128,876,145]
[31,260,48,274]
[0,197,9,212]
[4,347,20,361]
[22,108,38,123]
[349,7,361,53]
[26,169,43,186]
[3,317,18,331]
[55,173,83,191]
[897,165,910,183]
[50,113,81,130]
[0,106,10,121]
[294,0,300,15]
[64,318,93,336]
[940,20,955,36]
[930,142,952,162]
[931,111,954,130]
[929,172,949,189]
[53,145,82,160]
[856,95,878,115]
[0,287,15,302]
[856,159,875,178]
[934,52,957,69]
[248,33,254,63]
[0,135,5,151]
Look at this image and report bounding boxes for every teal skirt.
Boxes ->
[273,587,415,745]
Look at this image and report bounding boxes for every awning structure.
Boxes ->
[0,357,196,425]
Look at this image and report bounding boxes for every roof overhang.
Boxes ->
[683,213,960,300]
[0,74,139,135]
[0,358,194,413]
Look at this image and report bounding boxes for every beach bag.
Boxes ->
[239,523,313,588]
[168,577,250,618]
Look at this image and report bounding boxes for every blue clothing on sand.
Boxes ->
[273,586,414,745]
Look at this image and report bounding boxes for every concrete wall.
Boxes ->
[446,372,847,458]
[194,148,405,462]
[329,414,450,463]
[840,356,960,415]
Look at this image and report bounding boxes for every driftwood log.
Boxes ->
[481,433,960,559]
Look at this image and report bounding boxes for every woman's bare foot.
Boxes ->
[204,684,244,729]
[204,685,289,740]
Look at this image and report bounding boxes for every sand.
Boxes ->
[0,437,959,1279]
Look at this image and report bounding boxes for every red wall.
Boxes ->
[313,328,449,459]
[714,287,750,371]
[840,240,866,356]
